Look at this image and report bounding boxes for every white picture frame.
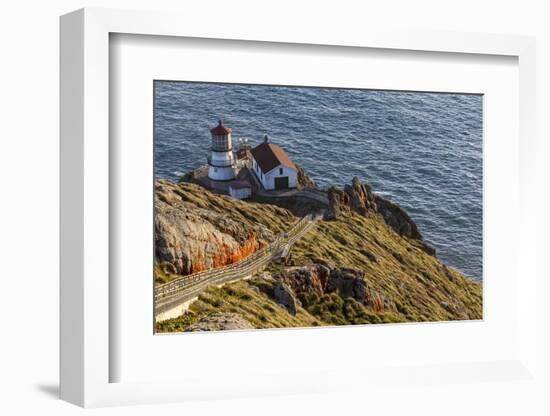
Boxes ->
[60,7,538,408]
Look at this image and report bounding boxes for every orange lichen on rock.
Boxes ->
[231,233,257,263]
[373,295,384,312]
[191,250,207,273]
[210,233,262,270]
[230,233,259,263]
[366,288,385,313]
[211,240,231,269]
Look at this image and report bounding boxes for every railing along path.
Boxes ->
[155,214,316,303]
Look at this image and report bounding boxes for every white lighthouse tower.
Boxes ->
[207,120,236,181]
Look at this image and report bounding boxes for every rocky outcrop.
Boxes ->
[282,264,330,296]
[155,164,482,333]
[273,282,298,315]
[155,180,281,276]
[325,186,344,220]
[296,163,317,190]
[326,268,369,303]
[374,195,422,240]
[269,264,395,314]
[326,176,377,220]
[185,313,254,332]
[345,176,378,215]
[326,177,435,256]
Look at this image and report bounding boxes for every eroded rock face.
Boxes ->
[273,282,298,316]
[296,164,317,190]
[326,176,377,220]
[326,186,346,220]
[374,195,422,240]
[254,264,398,317]
[326,268,369,303]
[275,265,368,302]
[281,264,330,296]
[155,180,275,275]
[344,176,378,215]
[325,177,374,217]
[185,313,254,332]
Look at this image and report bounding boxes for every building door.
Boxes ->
[274,176,289,190]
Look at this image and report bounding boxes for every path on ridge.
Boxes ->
[155,213,321,320]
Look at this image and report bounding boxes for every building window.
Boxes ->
[214,167,218,172]
[279,168,283,175]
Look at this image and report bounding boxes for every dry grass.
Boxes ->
[291,213,482,322]
[156,280,323,332]
[158,180,296,235]
[156,182,482,332]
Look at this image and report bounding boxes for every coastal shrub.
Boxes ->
[300,292,320,308]
[304,293,349,325]
[154,263,180,285]
[224,286,237,296]
[343,298,362,320]
[155,180,482,332]
[394,300,408,315]
[200,293,223,308]
[262,303,276,313]
[239,292,253,301]
[156,312,198,332]
[326,293,344,313]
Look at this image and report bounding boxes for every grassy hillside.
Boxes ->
[157,279,323,332]
[157,179,296,235]
[290,214,482,322]
[156,182,482,332]
[154,180,297,284]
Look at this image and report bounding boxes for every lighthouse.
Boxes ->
[207,120,236,181]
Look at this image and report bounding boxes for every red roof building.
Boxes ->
[250,142,296,174]
[250,137,298,190]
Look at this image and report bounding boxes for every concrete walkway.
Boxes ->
[155,214,320,321]
[256,188,329,206]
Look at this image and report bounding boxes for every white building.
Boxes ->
[250,136,298,190]
[207,120,236,181]
[228,180,252,200]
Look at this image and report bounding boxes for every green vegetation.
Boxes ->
[154,263,181,285]
[290,213,482,322]
[156,279,322,332]
[154,180,299,283]
[156,181,482,332]
[159,180,296,235]
[301,292,404,325]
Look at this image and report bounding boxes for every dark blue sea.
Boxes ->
[154,82,483,281]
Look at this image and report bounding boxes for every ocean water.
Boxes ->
[154,82,483,281]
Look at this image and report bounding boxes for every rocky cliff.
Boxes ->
[327,177,435,255]
[156,177,482,332]
[154,180,295,282]
[296,164,317,189]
